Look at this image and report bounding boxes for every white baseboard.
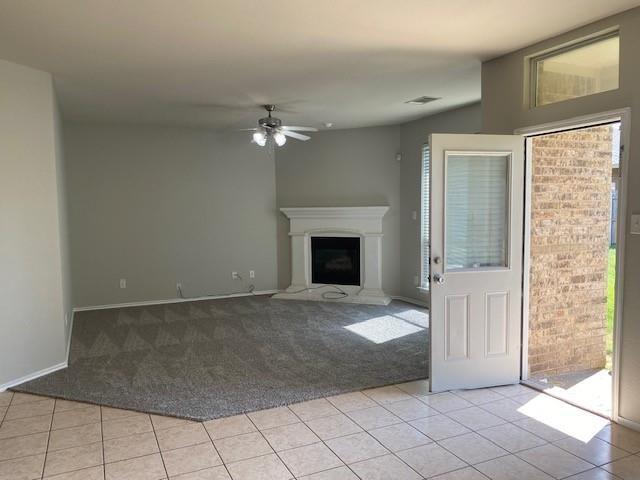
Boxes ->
[0,361,68,392]
[73,289,279,312]
[617,415,640,432]
[391,295,429,308]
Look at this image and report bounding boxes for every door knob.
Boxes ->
[433,273,445,285]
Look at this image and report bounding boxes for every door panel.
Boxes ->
[429,134,524,392]
[485,292,509,357]
[445,294,470,360]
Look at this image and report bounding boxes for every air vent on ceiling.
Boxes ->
[405,96,441,105]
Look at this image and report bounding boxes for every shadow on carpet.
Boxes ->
[14,295,428,421]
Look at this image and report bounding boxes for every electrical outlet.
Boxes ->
[412,211,417,220]
[119,278,127,289]
[65,313,69,327]
[232,271,240,280]
[249,270,255,279]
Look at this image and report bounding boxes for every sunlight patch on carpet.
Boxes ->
[344,315,425,344]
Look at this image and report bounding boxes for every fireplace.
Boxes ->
[311,237,360,286]
[274,206,390,305]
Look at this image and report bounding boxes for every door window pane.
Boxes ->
[445,153,509,271]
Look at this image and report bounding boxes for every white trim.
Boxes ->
[521,138,533,381]
[390,295,429,308]
[280,206,389,220]
[517,108,630,425]
[515,108,629,136]
[612,109,630,425]
[617,416,640,433]
[73,290,279,312]
[0,361,68,392]
[66,311,75,358]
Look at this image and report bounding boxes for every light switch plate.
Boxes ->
[631,214,640,235]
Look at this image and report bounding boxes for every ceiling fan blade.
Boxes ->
[238,128,258,131]
[281,126,318,132]
[282,130,311,141]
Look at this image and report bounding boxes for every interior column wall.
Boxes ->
[0,59,70,388]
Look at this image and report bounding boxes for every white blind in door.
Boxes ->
[445,154,508,270]
[421,144,430,288]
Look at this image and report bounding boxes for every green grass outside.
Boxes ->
[606,246,616,370]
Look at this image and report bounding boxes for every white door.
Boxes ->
[429,134,524,392]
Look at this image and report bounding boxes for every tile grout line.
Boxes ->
[0,391,15,430]
[434,403,585,479]
[201,421,235,480]
[36,435,151,480]
[285,405,364,480]
[39,398,56,480]
[320,431,412,480]
[550,436,637,465]
[99,406,106,480]
[366,386,588,479]
[243,408,309,480]
[149,414,171,480]
[439,402,622,474]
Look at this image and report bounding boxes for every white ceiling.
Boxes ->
[0,0,638,130]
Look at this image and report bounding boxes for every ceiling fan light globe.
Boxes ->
[252,131,267,146]
[274,132,287,146]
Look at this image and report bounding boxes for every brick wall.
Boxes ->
[528,126,612,376]
[537,69,597,105]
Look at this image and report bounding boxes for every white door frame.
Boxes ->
[515,108,630,424]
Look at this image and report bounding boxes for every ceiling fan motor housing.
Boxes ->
[258,116,282,129]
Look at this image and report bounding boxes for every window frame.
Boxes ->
[529,29,620,108]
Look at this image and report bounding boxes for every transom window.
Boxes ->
[531,31,619,107]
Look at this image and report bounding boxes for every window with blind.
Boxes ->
[445,153,509,271]
[420,144,430,288]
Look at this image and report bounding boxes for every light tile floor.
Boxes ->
[528,369,613,418]
[1,382,639,479]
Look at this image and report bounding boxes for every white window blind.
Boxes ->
[445,154,508,270]
[420,144,430,288]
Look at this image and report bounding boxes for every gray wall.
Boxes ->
[0,59,70,387]
[64,123,278,307]
[276,126,402,295]
[398,103,481,302]
[482,6,640,424]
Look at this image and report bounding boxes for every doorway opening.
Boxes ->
[523,121,622,418]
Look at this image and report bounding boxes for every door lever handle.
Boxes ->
[432,273,445,285]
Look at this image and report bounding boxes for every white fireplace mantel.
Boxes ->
[273,206,391,305]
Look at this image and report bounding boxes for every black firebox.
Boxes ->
[311,236,361,286]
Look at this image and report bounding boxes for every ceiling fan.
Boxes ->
[242,105,317,147]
